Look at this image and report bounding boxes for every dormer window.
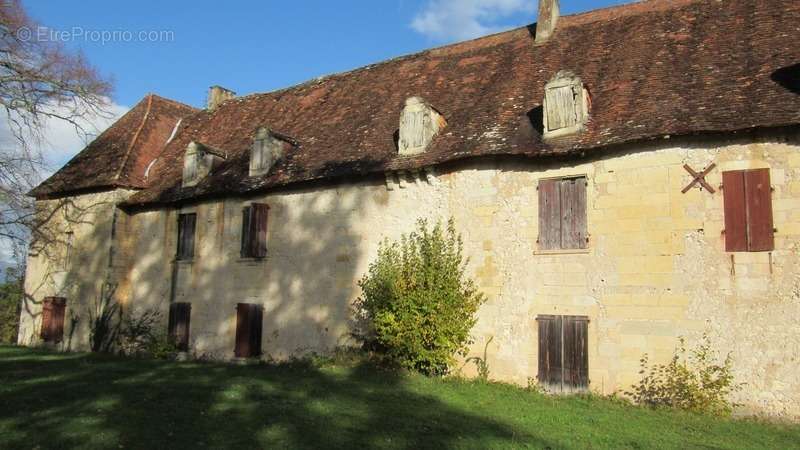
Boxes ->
[543,71,589,139]
[182,141,226,188]
[249,128,289,177]
[398,97,445,156]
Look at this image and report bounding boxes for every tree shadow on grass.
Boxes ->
[0,347,550,449]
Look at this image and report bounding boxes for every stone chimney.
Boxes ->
[535,0,560,43]
[206,85,236,110]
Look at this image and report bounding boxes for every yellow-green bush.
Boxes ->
[355,218,485,375]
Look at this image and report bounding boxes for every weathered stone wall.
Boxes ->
[18,189,136,350]
[20,131,800,418]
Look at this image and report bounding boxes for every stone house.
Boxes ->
[17,0,800,418]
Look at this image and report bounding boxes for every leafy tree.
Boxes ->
[356,218,485,375]
[0,266,23,343]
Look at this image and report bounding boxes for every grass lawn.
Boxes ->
[0,345,798,449]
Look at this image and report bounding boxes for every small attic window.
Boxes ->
[398,97,445,156]
[543,71,589,139]
[249,128,288,177]
[182,141,226,188]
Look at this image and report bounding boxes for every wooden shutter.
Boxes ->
[537,315,563,390]
[176,213,196,260]
[234,303,262,358]
[538,179,561,250]
[545,85,577,131]
[240,207,252,258]
[723,171,748,252]
[252,203,269,258]
[723,169,774,252]
[168,302,191,351]
[562,316,589,390]
[560,177,587,249]
[744,169,774,251]
[41,297,66,343]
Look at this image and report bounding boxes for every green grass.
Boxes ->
[0,346,797,449]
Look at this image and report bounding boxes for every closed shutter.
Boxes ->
[723,169,774,252]
[168,302,191,351]
[723,171,748,252]
[235,303,263,358]
[545,85,577,131]
[537,315,562,390]
[744,169,774,252]
[41,297,66,343]
[252,204,269,258]
[560,178,587,249]
[562,316,589,390]
[176,213,196,260]
[539,177,587,250]
[538,179,561,250]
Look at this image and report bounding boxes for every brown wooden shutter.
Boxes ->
[723,171,748,252]
[41,297,66,343]
[168,302,191,351]
[537,315,562,390]
[560,177,587,249]
[235,303,263,358]
[562,316,589,390]
[177,213,196,260]
[744,169,774,252]
[538,179,561,250]
[240,207,252,258]
[252,203,269,258]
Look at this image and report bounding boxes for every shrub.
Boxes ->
[355,218,486,375]
[626,334,741,416]
[118,308,177,359]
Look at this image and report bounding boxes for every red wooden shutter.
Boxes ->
[252,204,269,258]
[168,302,191,351]
[562,316,589,390]
[250,304,263,357]
[723,171,748,252]
[538,179,561,250]
[560,177,587,249]
[234,303,250,357]
[537,315,562,391]
[235,303,263,358]
[41,297,66,343]
[744,169,774,251]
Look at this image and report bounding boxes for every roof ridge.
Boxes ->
[147,93,199,112]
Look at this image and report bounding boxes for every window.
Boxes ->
[40,297,66,344]
[249,128,286,177]
[241,203,269,258]
[176,213,197,260]
[63,231,74,270]
[398,97,445,156]
[538,176,587,250]
[543,71,589,139]
[722,168,774,252]
[537,315,588,392]
[168,302,192,351]
[182,141,226,188]
[234,303,263,358]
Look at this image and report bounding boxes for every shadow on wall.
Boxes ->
[0,347,543,449]
[125,164,383,359]
[20,194,123,351]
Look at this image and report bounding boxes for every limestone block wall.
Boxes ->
[21,131,800,418]
[18,189,136,350]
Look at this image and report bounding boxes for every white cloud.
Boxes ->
[0,99,128,171]
[411,0,535,42]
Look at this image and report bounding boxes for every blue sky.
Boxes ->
[25,0,628,109]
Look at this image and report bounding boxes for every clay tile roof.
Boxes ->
[30,94,197,198]
[39,0,800,205]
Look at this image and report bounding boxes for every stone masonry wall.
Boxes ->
[21,131,800,418]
